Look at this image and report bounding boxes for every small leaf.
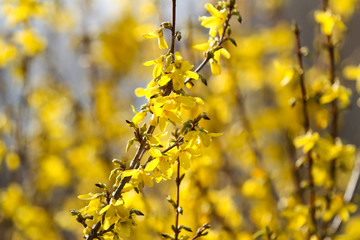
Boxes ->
[300,46,309,57]
[177,206,183,215]
[229,37,237,47]
[95,183,107,189]
[109,168,120,180]
[201,231,209,236]
[202,113,210,120]
[70,210,80,216]
[126,139,135,152]
[161,234,174,240]
[167,196,177,209]
[199,75,207,86]
[289,98,297,107]
[179,235,190,240]
[179,225,192,232]
[176,31,182,41]
[179,173,185,183]
[171,225,177,233]
[295,156,307,168]
[130,209,145,216]
[112,159,126,170]
[253,230,266,239]
[126,120,135,127]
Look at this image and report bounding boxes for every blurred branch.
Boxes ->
[191,223,211,240]
[293,22,317,234]
[235,87,280,203]
[329,153,360,235]
[322,0,339,190]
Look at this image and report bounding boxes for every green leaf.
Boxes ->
[199,75,207,86]
[126,138,135,152]
[95,182,107,189]
[70,210,80,216]
[109,168,120,180]
[177,206,183,215]
[229,37,237,47]
[253,230,266,239]
[179,235,190,240]
[161,234,174,240]
[201,231,208,236]
[179,173,185,183]
[130,209,145,216]
[167,196,177,209]
[179,225,192,232]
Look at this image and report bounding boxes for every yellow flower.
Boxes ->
[274,60,295,86]
[242,178,266,199]
[294,131,319,153]
[122,167,153,188]
[330,0,358,19]
[194,38,230,76]
[143,28,168,49]
[200,3,227,37]
[135,80,160,99]
[131,105,147,125]
[0,39,17,67]
[144,154,173,181]
[282,204,309,230]
[320,81,351,108]
[5,152,20,171]
[344,64,360,92]
[323,195,357,222]
[144,55,166,79]
[193,37,216,52]
[2,0,48,26]
[314,10,346,35]
[159,52,199,90]
[14,28,46,56]
[210,48,230,75]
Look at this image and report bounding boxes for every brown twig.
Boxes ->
[114,0,179,202]
[185,0,237,84]
[170,0,177,57]
[322,0,338,187]
[113,125,155,199]
[191,223,211,240]
[174,157,181,240]
[293,22,317,236]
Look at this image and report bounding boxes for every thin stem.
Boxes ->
[115,0,178,202]
[143,136,184,168]
[287,135,304,202]
[174,157,181,240]
[321,2,339,227]
[170,0,176,56]
[191,223,210,240]
[113,125,155,199]
[322,0,328,10]
[185,1,235,84]
[327,34,338,183]
[293,24,317,235]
